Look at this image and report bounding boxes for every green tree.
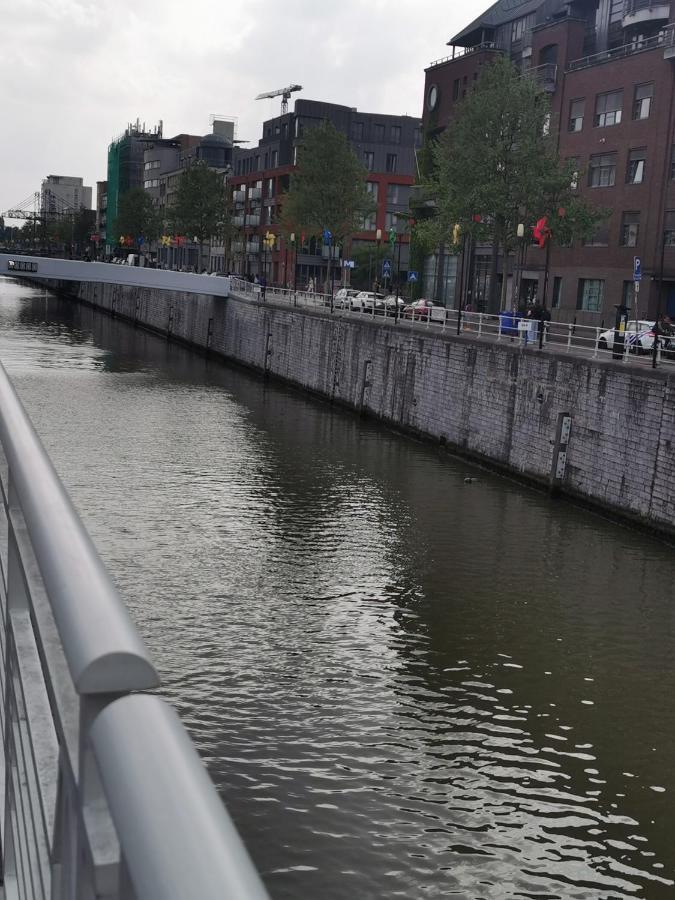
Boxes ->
[282,121,374,290]
[168,162,228,270]
[115,188,161,247]
[429,56,605,311]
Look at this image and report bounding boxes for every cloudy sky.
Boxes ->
[0,0,485,221]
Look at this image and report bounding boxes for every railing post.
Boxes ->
[593,327,601,358]
[497,315,503,342]
[478,313,484,338]
[566,323,573,352]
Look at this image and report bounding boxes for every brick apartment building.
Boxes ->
[423,0,675,324]
[228,99,422,290]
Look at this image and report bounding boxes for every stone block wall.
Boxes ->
[70,281,675,535]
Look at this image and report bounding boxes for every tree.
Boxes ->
[282,121,374,291]
[429,56,605,312]
[168,162,228,270]
[115,188,161,248]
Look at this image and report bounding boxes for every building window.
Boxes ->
[361,212,377,231]
[414,128,423,148]
[552,276,562,309]
[583,222,610,246]
[589,152,617,187]
[364,151,375,171]
[577,278,605,312]
[390,125,401,144]
[282,123,288,140]
[352,121,364,140]
[511,17,525,42]
[386,153,397,173]
[665,210,675,246]
[626,148,646,184]
[374,124,384,142]
[385,212,398,231]
[366,181,378,201]
[594,90,623,127]
[633,83,653,120]
[271,150,278,167]
[266,178,274,199]
[568,99,585,132]
[453,78,460,101]
[620,211,640,247]
[386,184,399,204]
[623,281,636,311]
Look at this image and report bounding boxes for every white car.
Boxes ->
[598,320,655,353]
[350,291,383,312]
[335,288,359,308]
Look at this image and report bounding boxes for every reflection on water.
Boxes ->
[2,277,675,898]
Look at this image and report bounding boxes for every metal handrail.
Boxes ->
[0,362,158,694]
[91,695,270,900]
[0,359,270,898]
[568,24,674,70]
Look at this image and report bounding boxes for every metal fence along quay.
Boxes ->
[0,361,270,899]
[230,278,675,372]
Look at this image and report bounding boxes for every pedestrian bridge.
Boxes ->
[0,358,267,897]
[0,253,230,298]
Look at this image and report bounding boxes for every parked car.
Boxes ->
[380,295,406,315]
[598,320,655,353]
[350,291,384,312]
[402,299,447,322]
[335,288,360,308]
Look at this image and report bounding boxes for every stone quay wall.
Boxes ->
[62,280,675,536]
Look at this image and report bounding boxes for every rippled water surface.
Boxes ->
[2,277,675,899]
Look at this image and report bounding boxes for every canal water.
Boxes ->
[1,277,675,899]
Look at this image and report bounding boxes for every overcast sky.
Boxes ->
[0,0,485,222]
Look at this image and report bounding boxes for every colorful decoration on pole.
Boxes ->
[388,227,396,248]
[160,235,172,248]
[532,216,551,248]
[263,231,275,250]
[452,223,461,245]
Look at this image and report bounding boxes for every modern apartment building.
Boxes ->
[106,120,164,251]
[41,176,92,216]
[423,0,675,323]
[228,99,422,288]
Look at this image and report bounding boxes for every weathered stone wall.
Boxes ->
[68,281,675,535]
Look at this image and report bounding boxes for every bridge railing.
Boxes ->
[0,361,269,899]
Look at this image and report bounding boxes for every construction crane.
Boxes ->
[254,84,302,116]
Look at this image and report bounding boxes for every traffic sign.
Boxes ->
[408,271,418,283]
[382,259,392,276]
[634,256,642,282]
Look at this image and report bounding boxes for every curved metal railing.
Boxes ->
[0,360,269,899]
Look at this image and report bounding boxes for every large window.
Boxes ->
[583,222,610,246]
[374,123,385,142]
[364,151,375,171]
[568,99,585,132]
[352,122,364,140]
[366,181,378,201]
[620,211,640,247]
[386,153,398,173]
[589,152,617,187]
[390,125,401,144]
[511,17,525,42]
[386,184,399,204]
[552,276,562,309]
[577,279,605,312]
[626,148,646,184]
[633,83,653,120]
[665,210,675,246]
[594,90,623,127]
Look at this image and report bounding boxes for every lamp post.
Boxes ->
[515,223,525,308]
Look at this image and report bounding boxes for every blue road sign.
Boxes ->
[382,260,392,276]
[634,256,642,282]
[408,271,418,283]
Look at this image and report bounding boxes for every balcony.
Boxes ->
[568,24,674,69]
[231,241,244,253]
[525,62,558,93]
[249,187,262,201]
[245,214,260,227]
[427,41,502,70]
[232,215,245,228]
[623,0,670,29]
[246,241,260,254]
[232,190,245,204]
